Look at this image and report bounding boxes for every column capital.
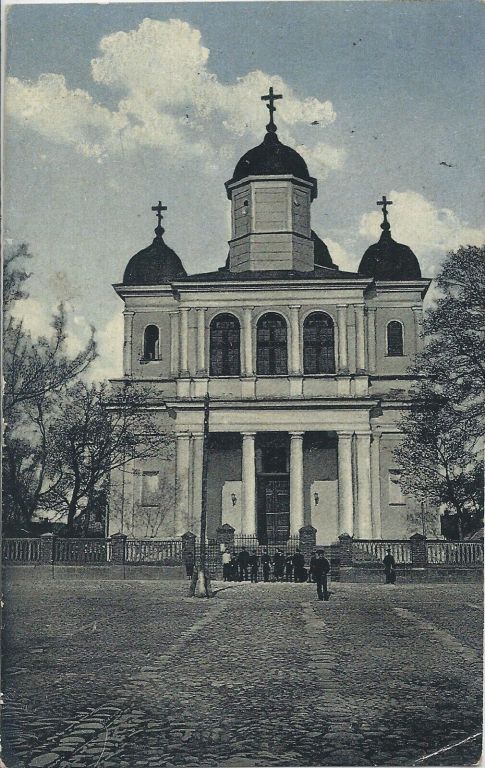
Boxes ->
[123,310,135,316]
[175,431,191,440]
[289,431,305,439]
[354,430,372,438]
[336,303,348,310]
[366,306,377,314]
[241,431,256,438]
[243,305,255,313]
[191,432,204,439]
[289,304,301,311]
[168,309,180,315]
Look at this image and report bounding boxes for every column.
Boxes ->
[241,433,256,535]
[122,311,135,376]
[175,433,191,535]
[355,305,366,372]
[366,308,377,373]
[355,431,372,538]
[243,307,254,376]
[412,305,424,355]
[289,305,302,375]
[179,308,190,377]
[290,432,305,533]
[370,431,382,538]
[337,432,354,535]
[337,305,348,371]
[196,309,206,375]
[190,432,204,534]
[169,311,179,377]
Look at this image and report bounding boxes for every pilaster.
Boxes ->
[122,311,135,377]
[241,432,256,535]
[289,432,305,534]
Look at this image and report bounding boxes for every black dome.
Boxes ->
[123,228,187,285]
[312,230,336,269]
[229,132,317,199]
[359,230,421,281]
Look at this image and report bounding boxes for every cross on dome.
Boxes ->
[151,200,167,237]
[261,86,283,133]
[377,195,393,231]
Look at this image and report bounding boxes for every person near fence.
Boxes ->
[308,551,318,583]
[261,549,272,582]
[222,548,232,581]
[314,550,331,601]
[273,549,285,581]
[249,550,259,583]
[184,550,195,579]
[292,548,306,583]
[285,553,294,582]
[238,547,250,581]
[383,548,396,584]
[230,552,239,581]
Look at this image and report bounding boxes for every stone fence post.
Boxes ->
[299,525,317,565]
[410,533,427,567]
[216,524,235,551]
[40,532,55,564]
[338,533,353,567]
[110,533,127,565]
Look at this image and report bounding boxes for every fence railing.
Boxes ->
[2,538,41,563]
[54,538,111,565]
[124,539,183,565]
[353,540,412,564]
[427,540,484,565]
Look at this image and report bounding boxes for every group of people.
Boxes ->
[222,546,331,600]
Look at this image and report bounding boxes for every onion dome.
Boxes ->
[226,86,317,200]
[358,195,421,280]
[123,201,187,285]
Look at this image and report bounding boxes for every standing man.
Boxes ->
[261,548,272,582]
[383,548,396,584]
[249,550,259,583]
[273,549,285,581]
[308,551,318,583]
[314,550,331,601]
[237,546,250,581]
[292,548,305,583]
[222,548,232,582]
[285,553,294,582]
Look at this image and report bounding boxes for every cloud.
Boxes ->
[324,239,357,273]
[87,313,124,381]
[6,18,338,169]
[359,190,485,274]
[11,297,94,356]
[296,142,346,180]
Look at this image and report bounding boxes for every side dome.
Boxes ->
[229,132,317,200]
[312,230,336,269]
[123,227,187,285]
[358,230,421,280]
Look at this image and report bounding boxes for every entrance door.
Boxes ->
[257,477,290,543]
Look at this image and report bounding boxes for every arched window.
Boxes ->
[209,314,241,376]
[257,313,288,375]
[143,325,160,360]
[387,321,404,356]
[303,312,335,374]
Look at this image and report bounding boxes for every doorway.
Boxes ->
[256,435,290,543]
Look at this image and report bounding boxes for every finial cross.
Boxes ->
[151,200,167,228]
[261,86,283,130]
[377,195,393,223]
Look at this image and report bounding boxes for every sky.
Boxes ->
[4,0,485,379]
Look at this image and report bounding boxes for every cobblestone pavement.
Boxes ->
[2,578,483,767]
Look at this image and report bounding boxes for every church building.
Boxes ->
[110,88,432,544]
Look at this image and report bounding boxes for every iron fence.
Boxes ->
[427,540,483,565]
[54,538,111,565]
[124,538,183,565]
[2,538,41,563]
[353,540,412,564]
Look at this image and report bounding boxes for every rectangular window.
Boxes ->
[388,470,404,505]
[141,471,159,506]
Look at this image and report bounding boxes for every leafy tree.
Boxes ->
[3,244,97,531]
[395,245,485,537]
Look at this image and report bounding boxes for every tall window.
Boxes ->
[210,314,241,376]
[303,312,335,374]
[257,313,288,375]
[141,471,159,506]
[143,325,160,360]
[387,321,404,356]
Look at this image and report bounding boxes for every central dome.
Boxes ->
[229,131,317,199]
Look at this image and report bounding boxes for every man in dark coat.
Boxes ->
[285,554,294,582]
[249,550,259,583]
[292,549,306,583]
[383,548,396,584]
[261,549,272,582]
[273,550,285,581]
[308,551,318,582]
[237,547,250,581]
[314,550,331,601]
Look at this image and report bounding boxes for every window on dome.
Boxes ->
[303,312,335,374]
[210,314,241,376]
[257,313,288,376]
[387,321,404,356]
[143,325,160,361]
